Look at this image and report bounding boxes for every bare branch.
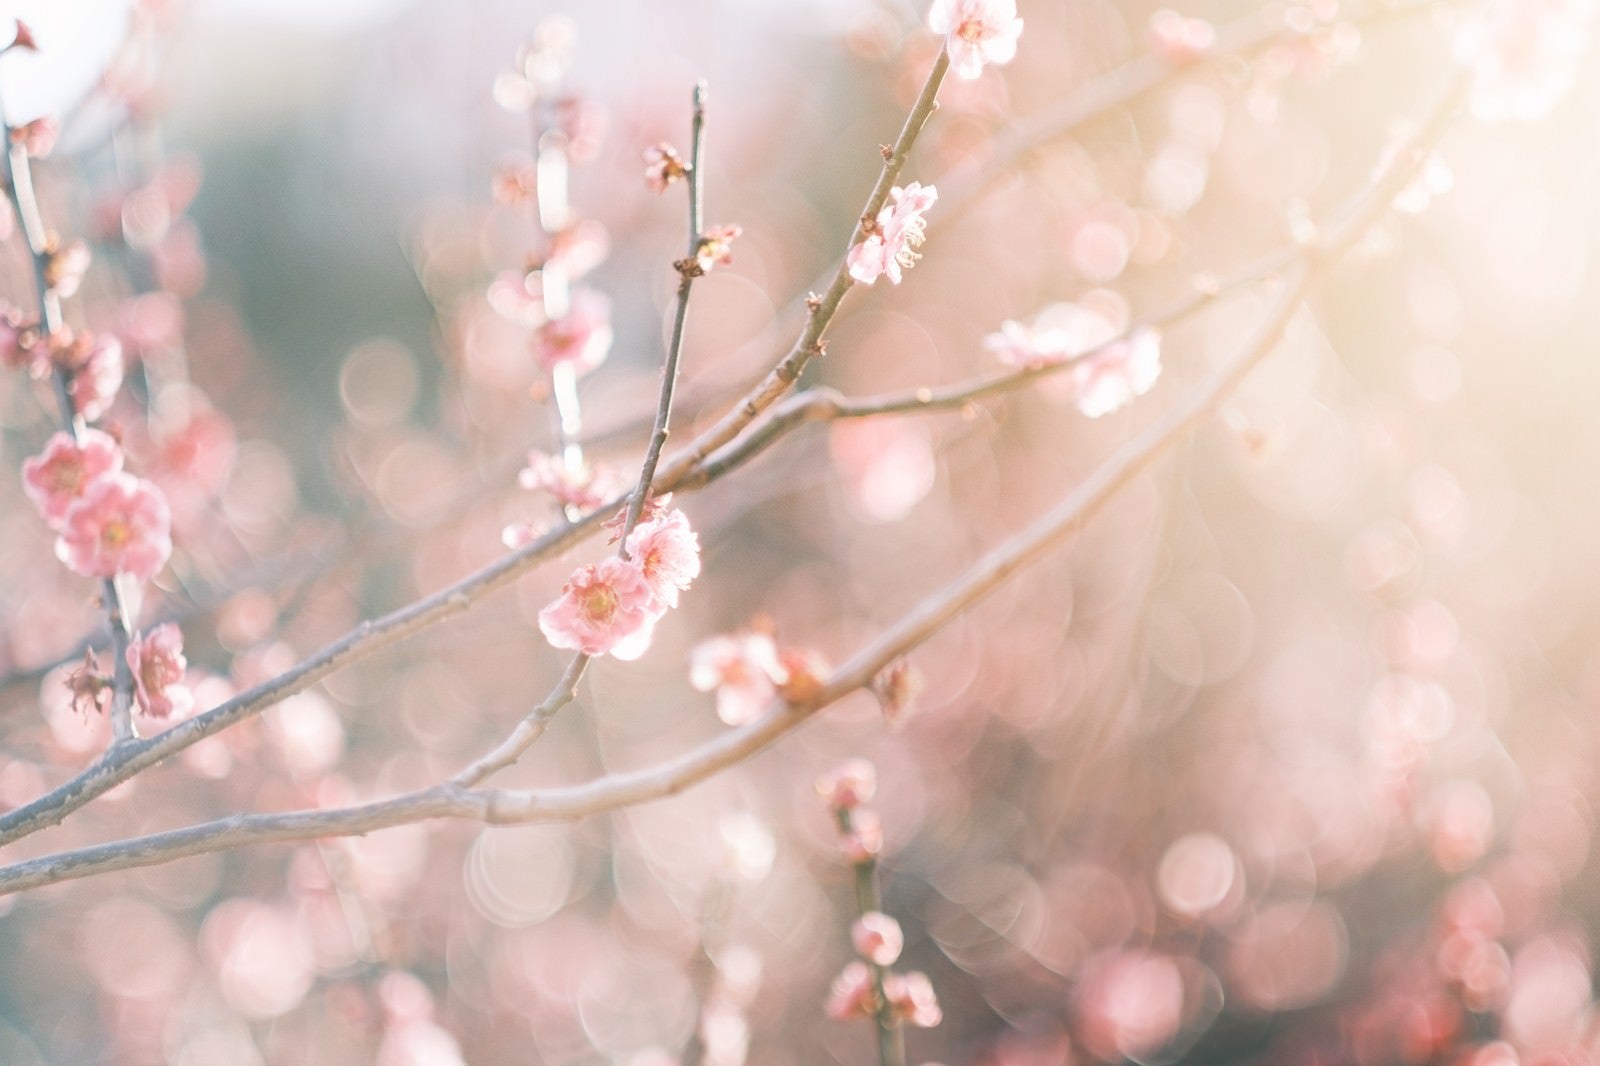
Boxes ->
[0,71,1465,896]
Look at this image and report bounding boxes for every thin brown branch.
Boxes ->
[648,47,951,494]
[0,96,139,745]
[0,71,1465,897]
[622,80,709,543]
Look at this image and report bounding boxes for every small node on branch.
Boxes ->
[879,143,894,162]
[673,256,706,280]
[805,292,822,313]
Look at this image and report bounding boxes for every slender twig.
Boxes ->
[838,806,903,1066]
[449,653,590,788]
[621,81,709,545]
[648,47,951,493]
[0,73,1466,896]
[0,94,139,745]
[679,245,1302,491]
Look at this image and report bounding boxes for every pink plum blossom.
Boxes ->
[693,224,742,273]
[853,912,905,966]
[885,971,943,1028]
[54,331,125,422]
[848,182,938,286]
[538,556,660,660]
[127,623,193,719]
[927,0,1024,80]
[983,299,1124,370]
[519,450,620,513]
[43,237,90,297]
[825,961,877,1021]
[531,286,612,374]
[644,142,688,193]
[54,473,172,581]
[817,759,878,810]
[1069,327,1163,418]
[624,507,701,609]
[22,428,124,527]
[689,630,787,725]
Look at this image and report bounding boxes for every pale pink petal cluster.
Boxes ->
[817,759,878,810]
[1070,327,1163,418]
[825,961,877,1021]
[625,507,702,609]
[927,0,1024,80]
[1457,0,1593,122]
[127,622,193,719]
[519,450,620,512]
[689,631,786,725]
[22,428,124,526]
[644,142,688,194]
[57,332,125,422]
[983,300,1124,370]
[10,116,57,158]
[885,971,942,1027]
[538,507,700,659]
[538,556,660,660]
[848,183,938,287]
[852,912,905,966]
[44,238,91,297]
[531,286,613,374]
[693,224,742,273]
[54,472,172,581]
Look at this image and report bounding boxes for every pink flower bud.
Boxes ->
[817,759,877,810]
[825,961,877,1021]
[884,971,942,1028]
[852,912,904,966]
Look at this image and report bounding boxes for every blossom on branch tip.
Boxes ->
[847,182,938,286]
[644,142,689,194]
[690,630,786,726]
[55,473,172,581]
[625,507,701,609]
[23,428,124,527]
[127,623,193,719]
[927,0,1023,80]
[538,557,660,659]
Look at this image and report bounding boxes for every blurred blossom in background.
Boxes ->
[2,0,1600,1064]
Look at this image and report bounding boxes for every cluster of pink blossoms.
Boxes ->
[538,504,701,659]
[848,182,938,287]
[819,761,944,1031]
[927,0,1024,80]
[984,301,1164,418]
[689,626,830,725]
[23,428,172,583]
